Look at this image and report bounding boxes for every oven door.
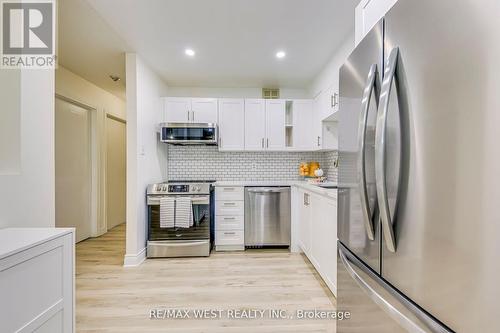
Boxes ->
[147,194,212,257]
[147,194,211,241]
[160,123,217,145]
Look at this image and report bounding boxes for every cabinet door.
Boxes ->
[218,99,245,151]
[265,99,286,150]
[192,98,218,123]
[355,0,398,46]
[244,99,266,151]
[299,190,311,255]
[314,195,337,294]
[164,97,191,123]
[292,100,314,150]
[312,95,323,149]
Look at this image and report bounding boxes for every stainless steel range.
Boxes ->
[146,181,214,258]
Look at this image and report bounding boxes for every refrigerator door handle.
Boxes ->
[375,47,400,252]
[357,63,379,241]
[339,243,453,333]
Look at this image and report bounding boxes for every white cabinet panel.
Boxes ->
[191,98,218,123]
[215,186,245,201]
[215,200,244,216]
[265,100,286,150]
[292,100,314,150]
[244,99,266,151]
[355,0,398,46]
[215,215,244,231]
[164,97,191,123]
[218,99,245,151]
[298,189,311,255]
[215,230,244,246]
[312,95,323,149]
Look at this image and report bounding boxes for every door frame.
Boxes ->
[104,114,127,231]
[55,93,105,238]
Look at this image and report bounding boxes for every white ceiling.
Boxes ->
[58,0,356,98]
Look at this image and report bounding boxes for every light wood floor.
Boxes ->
[76,224,337,332]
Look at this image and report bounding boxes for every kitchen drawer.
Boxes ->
[215,186,244,201]
[215,230,244,246]
[216,200,244,216]
[216,215,244,230]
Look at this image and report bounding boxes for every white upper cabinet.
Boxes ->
[312,95,323,149]
[244,99,266,151]
[164,97,191,123]
[218,99,245,151]
[265,100,286,150]
[292,100,314,150]
[164,97,218,123]
[355,0,398,46]
[191,98,218,123]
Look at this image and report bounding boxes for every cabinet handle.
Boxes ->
[261,138,264,148]
[317,136,321,147]
[223,202,236,206]
[333,93,339,107]
[303,193,310,206]
[224,232,236,235]
[223,187,235,191]
[267,138,269,148]
[192,111,195,121]
[223,217,236,220]
[187,110,190,121]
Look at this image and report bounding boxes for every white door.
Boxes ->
[106,116,126,230]
[55,97,91,243]
[265,99,286,150]
[244,99,266,151]
[191,98,218,123]
[164,97,191,122]
[292,100,314,150]
[218,99,245,151]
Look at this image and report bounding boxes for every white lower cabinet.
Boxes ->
[297,187,337,295]
[215,186,245,251]
[0,228,75,333]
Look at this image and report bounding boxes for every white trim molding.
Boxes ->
[123,248,146,267]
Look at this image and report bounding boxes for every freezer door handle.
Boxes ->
[358,63,379,241]
[338,243,453,333]
[375,47,400,252]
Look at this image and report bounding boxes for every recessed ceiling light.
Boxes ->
[276,51,286,59]
[185,49,195,57]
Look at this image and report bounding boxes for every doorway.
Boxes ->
[55,96,92,242]
[106,115,126,230]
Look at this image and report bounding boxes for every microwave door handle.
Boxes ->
[358,63,378,241]
[375,47,401,253]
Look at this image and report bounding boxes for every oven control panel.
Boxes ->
[168,184,189,193]
[147,182,212,195]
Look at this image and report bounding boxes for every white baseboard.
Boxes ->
[123,247,146,267]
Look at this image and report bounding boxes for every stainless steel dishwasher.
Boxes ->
[244,187,291,247]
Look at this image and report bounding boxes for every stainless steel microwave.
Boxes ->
[160,123,218,145]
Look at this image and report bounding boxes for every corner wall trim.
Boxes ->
[123,248,146,267]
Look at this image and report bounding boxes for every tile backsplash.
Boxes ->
[167,146,338,182]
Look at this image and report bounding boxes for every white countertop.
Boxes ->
[0,228,74,260]
[215,180,338,199]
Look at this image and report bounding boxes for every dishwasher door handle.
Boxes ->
[247,187,290,193]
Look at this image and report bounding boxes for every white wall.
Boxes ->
[308,32,355,98]
[56,66,126,120]
[167,86,309,99]
[0,69,55,229]
[125,54,168,266]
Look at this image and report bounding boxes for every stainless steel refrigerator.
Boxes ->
[337,0,500,332]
